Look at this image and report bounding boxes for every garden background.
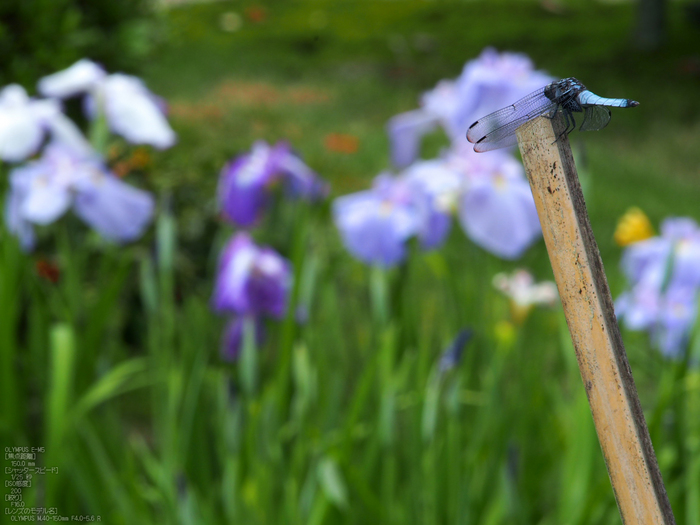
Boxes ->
[1,0,700,523]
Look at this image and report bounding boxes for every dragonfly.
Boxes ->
[466,77,639,153]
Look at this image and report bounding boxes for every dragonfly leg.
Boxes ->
[551,109,573,144]
[564,109,577,136]
[562,110,571,134]
[543,104,560,120]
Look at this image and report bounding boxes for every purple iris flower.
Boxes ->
[616,217,700,357]
[439,329,473,373]
[5,142,154,249]
[218,141,327,227]
[212,232,292,361]
[211,232,292,317]
[388,47,551,167]
[333,172,450,266]
[277,147,329,200]
[38,59,176,149]
[221,316,265,361]
[218,141,287,227]
[449,145,541,259]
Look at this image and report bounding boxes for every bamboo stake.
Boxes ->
[516,115,676,525]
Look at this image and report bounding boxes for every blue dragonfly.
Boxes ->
[466,77,639,152]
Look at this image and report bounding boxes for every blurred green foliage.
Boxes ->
[0,0,161,87]
[143,0,700,288]
[2,1,700,524]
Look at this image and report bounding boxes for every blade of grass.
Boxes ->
[45,323,77,505]
[70,358,149,423]
[0,228,22,437]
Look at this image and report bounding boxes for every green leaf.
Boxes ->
[46,323,77,449]
[71,358,149,423]
[422,368,441,442]
[317,457,348,510]
[239,317,258,396]
[45,323,77,505]
[88,101,110,155]
[370,265,389,325]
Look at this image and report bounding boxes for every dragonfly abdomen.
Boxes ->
[578,91,639,108]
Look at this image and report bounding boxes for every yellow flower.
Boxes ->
[493,320,516,346]
[614,207,655,246]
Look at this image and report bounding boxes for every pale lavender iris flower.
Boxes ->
[333,172,450,266]
[400,159,460,250]
[335,145,541,264]
[333,175,417,267]
[388,47,551,167]
[386,109,439,169]
[38,59,176,149]
[450,145,541,259]
[218,140,327,227]
[656,287,698,356]
[445,47,552,139]
[616,217,700,357]
[418,200,452,251]
[5,143,154,249]
[622,218,700,290]
[0,84,91,162]
[617,284,697,357]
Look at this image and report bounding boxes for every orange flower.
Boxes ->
[324,133,359,154]
[245,6,267,23]
[129,147,151,169]
[112,160,132,178]
[111,147,152,177]
[107,143,124,161]
[35,259,60,284]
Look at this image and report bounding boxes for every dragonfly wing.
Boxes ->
[467,88,556,151]
[467,104,518,143]
[579,105,612,131]
[473,132,519,153]
[471,104,559,151]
